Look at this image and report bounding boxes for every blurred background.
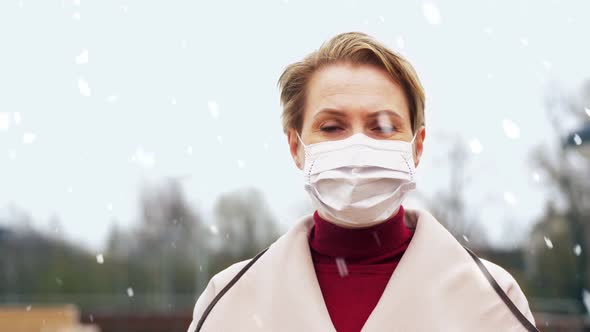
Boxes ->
[1,0,590,331]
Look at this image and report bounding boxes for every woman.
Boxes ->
[187,32,537,332]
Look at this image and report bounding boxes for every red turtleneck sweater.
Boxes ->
[308,205,414,332]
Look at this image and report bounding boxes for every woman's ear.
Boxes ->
[413,126,426,168]
[287,128,304,170]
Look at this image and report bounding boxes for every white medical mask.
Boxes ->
[297,132,418,228]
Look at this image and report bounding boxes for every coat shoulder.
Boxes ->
[186,258,252,332]
[480,258,536,326]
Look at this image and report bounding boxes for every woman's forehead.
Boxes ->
[305,63,410,120]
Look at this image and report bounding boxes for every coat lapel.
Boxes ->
[360,208,526,331]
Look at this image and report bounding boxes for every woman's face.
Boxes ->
[288,62,425,170]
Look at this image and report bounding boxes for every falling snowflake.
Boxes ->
[573,134,582,146]
[23,132,36,144]
[216,135,223,144]
[237,160,246,168]
[520,38,529,47]
[208,100,219,118]
[502,118,520,139]
[335,257,348,277]
[541,60,552,70]
[209,224,219,235]
[422,2,441,25]
[67,186,74,193]
[396,36,405,50]
[379,15,385,23]
[106,95,118,103]
[13,112,21,125]
[78,78,91,96]
[26,305,32,311]
[583,289,590,314]
[107,203,113,211]
[120,5,128,13]
[484,27,493,36]
[96,254,104,264]
[186,145,193,155]
[585,107,590,117]
[0,112,10,131]
[532,171,541,182]
[75,49,88,64]
[503,192,517,206]
[127,287,134,297]
[131,146,156,169]
[171,97,177,105]
[543,236,553,249]
[462,235,469,242]
[574,244,582,256]
[468,138,483,154]
[72,12,80,20]
[73,0,80,6]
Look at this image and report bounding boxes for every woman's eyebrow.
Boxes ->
[368,109,403,120]
[313,108,348,119]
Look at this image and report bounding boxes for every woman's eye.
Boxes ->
[320,126,344,133]
[373,125,395,134]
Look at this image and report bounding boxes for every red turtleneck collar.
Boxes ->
[307,205,414,332]
[309,205,412,263]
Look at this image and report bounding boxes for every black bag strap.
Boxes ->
[195,246,269,332]
[463,245,540,332]
[196,245,539,332]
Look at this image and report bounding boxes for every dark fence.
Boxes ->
[81,311,192,332]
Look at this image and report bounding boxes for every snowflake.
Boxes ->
[96,254,104,264]
[503,192,517,206]
[468,138,483,154]
[23,132,36,144]
[422,2,441,25]
[208,100,219,118]
[75,49,88,64]
[209,224,219,235]
[78,78,91,96]
[543,236,553,249]
[502,118,520,139]
[131,146,156,169]
[13,112,21,125]
[396,36,405,50]
[335,257,348,277]
[0,112,10,131]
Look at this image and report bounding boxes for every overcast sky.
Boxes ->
[1,0,589,251]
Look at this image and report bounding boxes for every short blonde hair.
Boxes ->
[277,32,425,134]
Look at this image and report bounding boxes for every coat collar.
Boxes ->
[204,208,528,331]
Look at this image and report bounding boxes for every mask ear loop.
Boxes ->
[407,126,422,173]
[295,131,311,177]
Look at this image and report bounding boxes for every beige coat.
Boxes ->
[187,208,536,332]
